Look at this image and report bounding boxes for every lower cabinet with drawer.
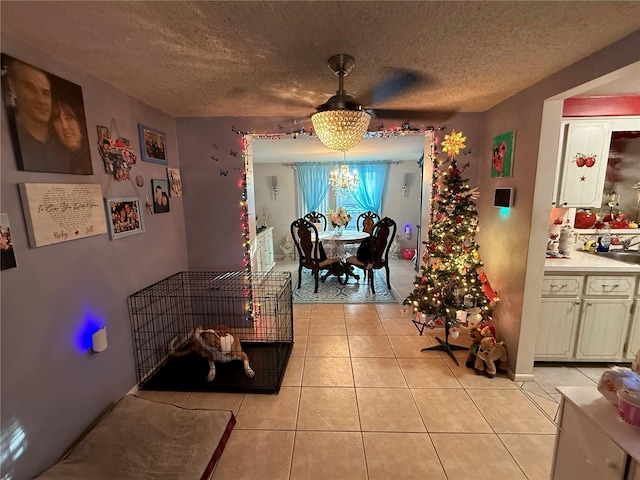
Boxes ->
[253,227,275,272]
[536,274,637,362]
[626,280,640,360]
[552,387,640,480]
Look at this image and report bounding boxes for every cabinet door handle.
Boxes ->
[601,284,619,288]
[586,302,593,306]
[573,301,580,305]
[550,283,567,288]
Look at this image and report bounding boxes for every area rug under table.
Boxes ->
[293,269,397,304]
[35,395,235,480]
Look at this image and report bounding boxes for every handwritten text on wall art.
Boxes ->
[19,183,107,247]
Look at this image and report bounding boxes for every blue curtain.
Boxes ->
[297,163,332,213]
[351,163,388,214]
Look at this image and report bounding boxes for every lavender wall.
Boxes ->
[0,37,188,479]
[476,30,640,376]
[176,114,482,271]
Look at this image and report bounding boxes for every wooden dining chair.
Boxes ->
[346,217,396,293]
[303,211,327,231]
[357,211,381,234]
[290,218,342,293]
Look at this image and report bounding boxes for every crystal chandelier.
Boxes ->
[312,109,371,152]
[329,164,360,196]
[311,54,371,152]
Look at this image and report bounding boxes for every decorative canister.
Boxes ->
[574,209,596,229]
[558,228,574,256]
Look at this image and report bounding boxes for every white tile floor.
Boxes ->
[136,257,610,480]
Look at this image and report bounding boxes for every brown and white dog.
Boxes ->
[170,325,255,381]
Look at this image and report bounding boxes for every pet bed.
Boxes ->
[35,395,235,480]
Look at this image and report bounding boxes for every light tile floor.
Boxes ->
[136,258,610,480]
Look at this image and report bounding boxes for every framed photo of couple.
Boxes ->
[138,124,168,164]
[1,53,93,175]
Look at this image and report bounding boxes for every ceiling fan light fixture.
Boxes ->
[311,109,371,152]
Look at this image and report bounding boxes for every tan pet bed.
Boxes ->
[36,394,235,480]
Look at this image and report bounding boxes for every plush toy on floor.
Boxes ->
[474,336,508,378]
[465,324,496,369]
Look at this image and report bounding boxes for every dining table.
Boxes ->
[318,230,370,283]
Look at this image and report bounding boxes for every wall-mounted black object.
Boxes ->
[494,187,514,208]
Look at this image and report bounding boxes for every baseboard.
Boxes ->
[512,371,536,382]
[127,383,139,395]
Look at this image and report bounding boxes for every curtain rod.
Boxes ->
[282,160,401,169]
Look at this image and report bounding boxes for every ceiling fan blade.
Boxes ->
[357,69,427,107]
[275,116,313,132]
[230,86,318,110]
[368,108,456,122]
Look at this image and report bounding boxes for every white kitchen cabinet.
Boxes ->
[626,299,640,360]
[575,298,632,360]
[553,120,612,208]
[536,298,581,359]
[536,275,583,360]
[536,273,638,361]
[552,387,639,480]
[254,227,275,272]
[575,274,635,361]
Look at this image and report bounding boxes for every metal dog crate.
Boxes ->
[128,271,293,393]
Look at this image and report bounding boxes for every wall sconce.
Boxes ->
[403,223,412,239]
[271,176,278,200]
[402,173,411,197]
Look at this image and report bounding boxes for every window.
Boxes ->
[333,193,365,231]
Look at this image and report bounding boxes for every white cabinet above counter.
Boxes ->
[553,120,612,208]
[551,116,640,209]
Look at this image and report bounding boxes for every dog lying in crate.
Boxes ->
[169,325,255,381]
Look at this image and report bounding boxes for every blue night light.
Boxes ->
[75,313,105,352]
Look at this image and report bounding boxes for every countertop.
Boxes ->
[557,386,640,463]
[545,250,640,274]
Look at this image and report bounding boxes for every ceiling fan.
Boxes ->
[274,54,454,151]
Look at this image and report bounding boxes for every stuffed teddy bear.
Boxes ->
[465,324,496,369]
[474,336,508,378]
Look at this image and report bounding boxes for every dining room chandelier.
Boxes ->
[329,164,360,196]
[310,54,371,152]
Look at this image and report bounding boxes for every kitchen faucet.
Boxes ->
[622,235,640,251]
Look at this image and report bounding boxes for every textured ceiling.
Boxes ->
[2,1,640,121]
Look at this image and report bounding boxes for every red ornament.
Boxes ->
[585,156,595,167]
[575,156,586,167]
[456,216,464,223]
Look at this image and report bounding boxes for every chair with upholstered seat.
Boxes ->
[303,211,327,231]
[345,217,396,294]
[290,218,342,293]
[356,211,381,234]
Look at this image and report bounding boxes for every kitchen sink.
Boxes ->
[595,250,640,265]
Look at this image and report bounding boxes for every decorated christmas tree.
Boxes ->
[404,130,498,364]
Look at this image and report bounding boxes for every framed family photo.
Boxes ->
[105,196,145,240]
[167,167,182,197]
[1,53,93,175]
[491,130,516,178]
[138,124,168,164]
[0,213,18,270]
[151,179,170,213]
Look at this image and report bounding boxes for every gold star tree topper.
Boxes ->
[441,130,466,157]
